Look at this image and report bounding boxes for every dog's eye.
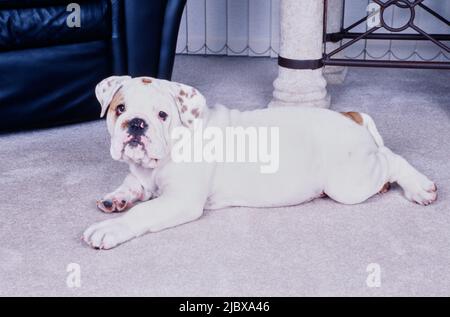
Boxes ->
[116,104,126,116]
[158,111,168,121]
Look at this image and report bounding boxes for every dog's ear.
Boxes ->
[95,76,131,118]
[159,81,207,128]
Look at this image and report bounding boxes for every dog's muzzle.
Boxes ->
[127,117,148,147]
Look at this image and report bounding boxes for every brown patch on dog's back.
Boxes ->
[341,111,363,125]
[142,78,152,84]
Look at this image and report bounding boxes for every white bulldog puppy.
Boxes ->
[83,76,437,249]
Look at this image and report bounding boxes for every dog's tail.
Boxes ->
[360,113,384,147]
[341,111,384,147]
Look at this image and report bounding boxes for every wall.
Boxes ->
[176,0,450,61]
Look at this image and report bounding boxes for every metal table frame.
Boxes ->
[279,0,450,70]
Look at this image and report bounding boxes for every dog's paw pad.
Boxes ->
[114,199,129,212]
[97,196,132,213]
[97,199,115,213]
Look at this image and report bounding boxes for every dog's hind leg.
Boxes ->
[324,150,390,205]
[331,112,436,205]
[325,145,437,206]
[378,146,437,205]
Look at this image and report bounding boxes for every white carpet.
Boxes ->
[0,55,449,296]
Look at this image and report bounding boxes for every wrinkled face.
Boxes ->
[95,76,206,169]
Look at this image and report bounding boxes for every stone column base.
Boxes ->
[323,65,348,85]
[268,67,330,108]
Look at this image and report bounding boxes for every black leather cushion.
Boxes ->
[0,0,88,8]
[0,0,110,51]
[0,40,111,130]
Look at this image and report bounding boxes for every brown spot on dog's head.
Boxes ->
[107,89,125,124]
[191,108,200,118]
[121,119,130,130]
[180,89,187,97]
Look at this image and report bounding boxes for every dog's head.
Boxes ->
[95,76,207,168]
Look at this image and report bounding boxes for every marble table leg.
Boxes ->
[269,0,330,108]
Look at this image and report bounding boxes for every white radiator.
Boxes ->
[176,0,450,62]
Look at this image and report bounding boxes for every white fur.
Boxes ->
[83,76,437,249]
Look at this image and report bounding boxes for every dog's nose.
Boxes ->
[128,118,148,135]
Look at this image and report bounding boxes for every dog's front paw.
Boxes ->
[97,193,133,213]
[82,218,136,250]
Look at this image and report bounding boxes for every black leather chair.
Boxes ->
[0,0,186,131]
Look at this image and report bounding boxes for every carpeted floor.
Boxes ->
[0,55,449,296]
